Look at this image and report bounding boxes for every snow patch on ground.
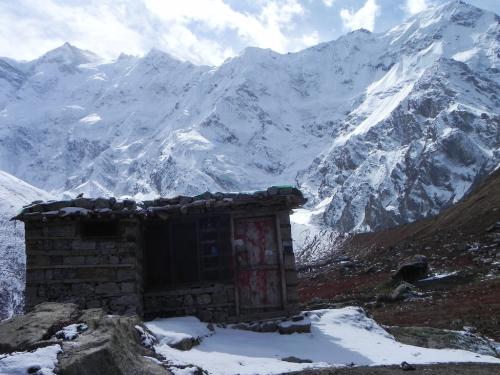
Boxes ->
[0,345,61,375]
[145,316,213,346]
[55,323,88,340]
[146,307,500,375]
[420,271,458,281]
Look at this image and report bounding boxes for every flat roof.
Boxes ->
[14,186,307,221]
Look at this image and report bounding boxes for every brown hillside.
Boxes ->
[299,170,500,340]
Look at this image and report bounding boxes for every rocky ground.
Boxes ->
[289,363,500,375]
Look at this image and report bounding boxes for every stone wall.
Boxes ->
[23,209,300,321]
[143,284,235,321]
[24,218,143,315]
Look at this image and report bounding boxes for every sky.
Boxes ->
[0,0,499,66]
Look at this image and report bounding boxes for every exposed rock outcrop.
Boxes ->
[0,302,170,375]
[0,302,79,354]
[387,326,499,358]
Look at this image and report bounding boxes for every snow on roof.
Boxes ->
[13,186,306,221]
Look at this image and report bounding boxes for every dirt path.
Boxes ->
[286,363,500,374]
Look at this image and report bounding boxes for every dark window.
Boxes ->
[81,221,119,238]
[198,216,232,282]
[144,215,233,289]
[144,220,171,287]
[172,219,200,284]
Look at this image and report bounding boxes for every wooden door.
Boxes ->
[234,216,282,312]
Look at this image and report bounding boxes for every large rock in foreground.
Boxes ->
[0,302,79,353]
[0,302,169,375]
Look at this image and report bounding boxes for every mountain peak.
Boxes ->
[234,47,280,65]
[141,48,191,68]
[144,48,181,62]
[422,0,488,26]
[38,42,101,66]
[347,28,372,35]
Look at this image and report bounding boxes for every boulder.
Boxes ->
[390,282,415,301]
[400,361,416,371]
[0,302,79,354]
[58,308,168,375]
[387,326,499,358]
[281,356,313,363]
[393,255,428,282]
[231,320,279,333]
[0,303,170,375]
[168,336,200,351]
[259,321,279,332]
[278,320,311,335]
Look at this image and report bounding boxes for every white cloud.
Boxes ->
[322,0,335,7]
[0,0,308,66]
[403,0,430,16]
[301,31,320,47]
[339,0,380,32]
[144,0,305,57]
[0,0,144,62]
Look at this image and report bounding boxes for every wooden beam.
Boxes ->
[230,213,240,317]
[27,264,136,270]
[275,213,288,311]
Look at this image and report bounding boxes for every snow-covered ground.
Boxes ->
[1,307,499,374]
[0,345,61,375]
[144,307,500,375]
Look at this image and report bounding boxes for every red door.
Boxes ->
[234,216,282,313]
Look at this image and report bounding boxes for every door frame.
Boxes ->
[230,212,288,318]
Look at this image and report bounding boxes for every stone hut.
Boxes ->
[14,186,306,322]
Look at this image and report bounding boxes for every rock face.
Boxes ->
[0,302,169,375]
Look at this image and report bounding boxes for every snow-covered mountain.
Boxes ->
[0,171,53,319]
[0,1,498,255]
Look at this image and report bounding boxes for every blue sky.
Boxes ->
[0,0,498,66]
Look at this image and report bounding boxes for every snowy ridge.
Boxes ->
[0,1,498,262]
[0,170,53,319]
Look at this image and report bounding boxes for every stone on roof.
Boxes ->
[14,186,306,221]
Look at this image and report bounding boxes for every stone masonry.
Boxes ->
[24,218,144,316]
